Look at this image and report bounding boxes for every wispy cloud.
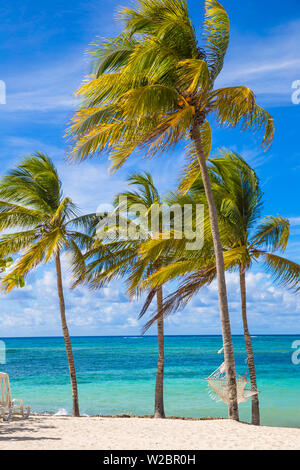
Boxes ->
[216,19,300,106]
[1,267,299,337]
[2,54,86,114]
[290,217,300,226]
[0,134,178,213]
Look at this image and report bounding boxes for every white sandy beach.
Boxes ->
[0,416,300,450]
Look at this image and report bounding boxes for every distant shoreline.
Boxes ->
[31,412,226,420]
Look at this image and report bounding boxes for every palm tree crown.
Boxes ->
[141,152,299,302]
[0,152,95,286]
[68,0,274,176]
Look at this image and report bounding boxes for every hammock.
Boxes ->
[205,362,259,404]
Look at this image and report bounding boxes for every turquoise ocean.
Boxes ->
[1,335,300,427]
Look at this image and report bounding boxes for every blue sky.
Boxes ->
[0,0,299,337]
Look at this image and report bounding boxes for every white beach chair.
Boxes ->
[0,372,30,421]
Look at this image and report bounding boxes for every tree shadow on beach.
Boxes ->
[0,417,60,442]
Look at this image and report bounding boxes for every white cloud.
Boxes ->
[165,271,300,335]
[290,217,300,226]
[1,266,299,337]
[125,317,139,328]
[3,53,86,113]
[215,20,300,106]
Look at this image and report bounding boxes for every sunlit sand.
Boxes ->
[0,416,300,450]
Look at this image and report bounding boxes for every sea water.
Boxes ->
[1,335,300,427]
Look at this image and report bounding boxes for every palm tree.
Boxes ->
[115,173,167,418]
[0,153,97,417]
[68,0,275,420]
[76,172,170,418]
[141,151,300,425]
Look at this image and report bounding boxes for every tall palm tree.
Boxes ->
[141,151,300,425]
[0,153,97,417]
[76,172,170,418]
[115,173,167,418]
[68,0,275,420]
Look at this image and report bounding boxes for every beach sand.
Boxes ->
[0,416,300,450]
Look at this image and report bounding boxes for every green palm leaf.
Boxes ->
[251,216,290,252]
[264,253,300,292]
[203,0,229,80]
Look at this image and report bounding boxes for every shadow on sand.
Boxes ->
[0,416,60,442]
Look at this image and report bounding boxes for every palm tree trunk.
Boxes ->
[55,251,80,417]
[239,266,260,425]
[154,286,165,418]
[191,123,239,421]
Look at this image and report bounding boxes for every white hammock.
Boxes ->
[205,362,259,405]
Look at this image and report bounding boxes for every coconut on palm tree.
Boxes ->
[140,151,300,425]
[0,153,98,416]
[68,0,275,420]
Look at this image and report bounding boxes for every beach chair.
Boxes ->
[0,372,30,421]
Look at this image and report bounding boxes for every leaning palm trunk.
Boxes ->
[154,286,165,418]
[55,251,80,417]
[239,266,260,425]
[192,122,239,421]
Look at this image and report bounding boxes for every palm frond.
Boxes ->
[142,268,216,332]
[68,240,88,287]
[203,0,229,80]
[251,216,290,252]
[67,213,101,234]
[211,86,274,148]
[120,0,199,61]
[0,153,94,289]
[50,197,77,225]
[0,230,38,257]
[0,153,61,213]
[223,246,251,270]
[0,203,43,230]
[120,84,178,119]
[1,233,60,292]
[138,288,157,319]
[176,58,211,93]
[142,259,200,288]
[264,253,300,292]
[91,34,137,76]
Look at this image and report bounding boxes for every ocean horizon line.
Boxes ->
[1,333,300,339]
